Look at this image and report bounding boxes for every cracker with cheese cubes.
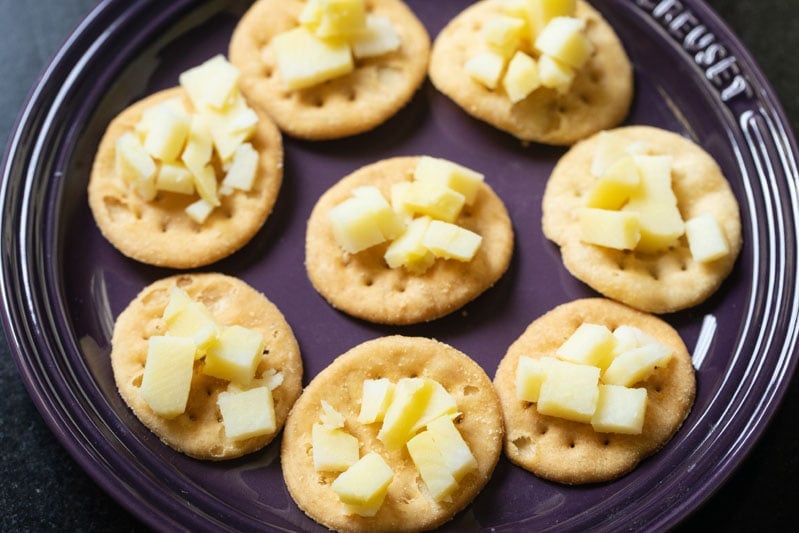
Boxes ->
[493,298,696,484]
[110,273,302,460]
[542,125,742,313]
[305,156,514,324]
[429,0,633,145]
[281,335,503,532]
[88,56,283,269]
[228,0,430,140]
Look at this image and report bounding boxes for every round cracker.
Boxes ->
[494,298,696,484]
[429,0,633,145]
[542,126,743,313]
[111,273,303,460]
[228,0,430,140]
[305,156,514,325]
[88,87,283,269]
[281,335,503,532]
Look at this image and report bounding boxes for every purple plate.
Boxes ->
[2,0,798,530]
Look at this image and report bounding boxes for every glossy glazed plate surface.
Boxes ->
[1,0,798,531]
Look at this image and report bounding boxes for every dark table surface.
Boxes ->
[2,1,797,531]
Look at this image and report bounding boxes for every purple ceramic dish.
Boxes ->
[1,0,797,531]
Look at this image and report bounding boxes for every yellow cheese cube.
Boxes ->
[358,378,395,424]
[584,156,641,210]
[410,379,458,434]
[272,26,354,90]
[390,181,413,216]
[630,154,677,202]
[179,54,241,111]
[185,198,215,224]
[202,325,264,385]
[221,142,259,192]
[464,50,506,90]
[556,322,616,369]
[181,115,214,179]
[527,0,577,39]
[377,377,434,450]
[426,415,477,481]
[406,430,458,502]
[624,201,685,253]
[590,131,651,176]
[203,95,258,162]
[685,213,730,262]
[162,287,193,322]
[483,15,527,59]
[383,216,436,273]
[312,423,359,472]
[578,207,641,250]
[313,0,367,39]
[603,342,673,387]
[115,132,157,201]
[413,156,485,206]
[534,17,593,69]
[135,97,188,141]
[319,400,346,429]
[299,0,324,28]
[403,180,466,223]
[351,16,400,59]
[156,163,195,195]
[143,104,190,163]
[350,186,406,240]
[538,53,575,92]
[140,335,196,418]
[590,384,647,434]
[331,452,393,515]
[165,300,219,356]
[502,50,540,103]
[217,385,277,440]
[537,358,600,423]
[611,325,658,358]
[516,356,554,403]
[191,164,220,207]
[422,220,482,261]
[328,197,387,254]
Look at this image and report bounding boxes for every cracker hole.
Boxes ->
[537,424,548,435]
[187,412,198,422]
[463,385,479,396]
[205,387,213,397]
[210,445,223,455]
[363,277,374,287]
[603,438,611,446]
[132,375,143,388]
[589,69,603,83]
[347,90,357,102]
[512,436,533,453]
[578,93,592,105]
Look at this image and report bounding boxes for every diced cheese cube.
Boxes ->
[156,163,195,195]
[272,26,354,91]
[165,300,219,356]
[185,197,215,224]
[331,452,394,516]
[350,186,406,240]
[603,342,673,387]
[624,201,684,253]
[202,325,264,385]
[162,287,193,322]
[115,132,157,201]
[422,220,482,262]
[534,17,593,69]
[426,415,477,481]
[328,196,387,254]
[221,142,259,192]
[390,181,414,217]
[181,115,214,179]
[135,97,188,140]
[537,358,600,423]
[319,400,346,429]
[483,15,527,58]
[685,213,730,263]
[413,156,485,206]
[203,95,258,162]
[403,180,466,222]
[538,53,575,92]
[556,323,616,369]
[313,0,367,39]
[516,356,554,403]
[465,50,506,90]
[358,378,395,424]
[384,216,436,273]
[406,430,458,502]
[591,384,647,434]
[611,325,658,358]
[410,379,458,434]
[578,207,641,250]
[630,155,677,202]
[217,385,277,440]
[140,335,196,418]
[143,104,190,163]
[351,16,400,59]
[191,164,220,207]
[179,54,241,111]
[590,131,650,177]
[502,50,540,103]
[527,0,577,40]
[377,377,434,450]
[584,155,641,210]
[312,423,359,472]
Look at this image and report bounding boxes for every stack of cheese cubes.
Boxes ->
[328,156,486,273]
[516,322,675,434]
[310,377,477,516]
[140,287,282,441]
[465,0,594,100]
[271,0,401,90]
[114,55,261,224]
[578,132,731,262]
